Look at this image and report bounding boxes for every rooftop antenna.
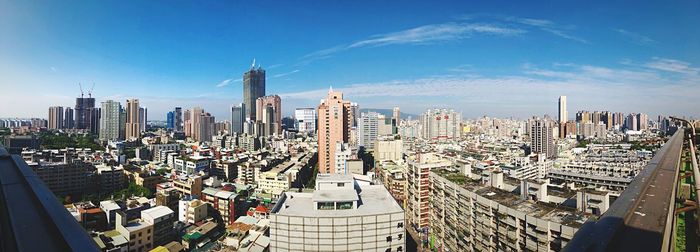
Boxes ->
[88,83,95,98]
[78,83,84,98]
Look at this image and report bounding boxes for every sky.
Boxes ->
[1,0,699,121]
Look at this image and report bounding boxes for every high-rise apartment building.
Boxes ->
[256,95,282,135]
[231,104,244,135]
[64,107,74,129]
[74,96,96,131]
[530,117,555,158]
[558,96,567,123]
[99,100,122,141]
[626,113,638,131]
[317,89,352,174]
[637,113,648,131]
[174,107,183,132]
[613,112,625,128]
[420,108,462,140]
[243,65,266,121]
[407,153,452,229]
[48,106,64,129]
[358,112,379,150]
[125,99,141,139]
[294,108,316,134]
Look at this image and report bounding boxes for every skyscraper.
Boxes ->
[626,113,638,131]
[139,107,147,133]
[63,107,74,129]
[100,100,122,141]
[317,88,352,174]
[392,106,400,134]
[294,108,316,134]
[558,96,567,123]
[166,111,175,129]
[243,63,265,121]
[529,117,555,159]
[48,106,64,130]
[125,99,141,139]
[90,108,100,135]
[74,96,95,131]
[359,112,379,150]
[255,95,281,135]
[231,104,244,135]
[174,107,183,132]
[190,107,203,141]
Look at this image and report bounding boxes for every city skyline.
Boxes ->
[2,1,699,120]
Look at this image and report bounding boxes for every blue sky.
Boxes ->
[1,0,699,120]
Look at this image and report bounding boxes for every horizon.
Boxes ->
[1,1,699,120]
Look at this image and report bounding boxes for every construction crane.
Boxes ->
[88,83,95,98]
[78,83,84,98]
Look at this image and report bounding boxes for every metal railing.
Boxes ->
[0,146,99,252]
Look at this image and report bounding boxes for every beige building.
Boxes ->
[172,175,203,199]
[317,89,352,174]
[374,137,403,162]
[48,106,64,129]
[125,99,141,139]
[115,211,154,252]
[255,95,282,135]
[407,153,452,229]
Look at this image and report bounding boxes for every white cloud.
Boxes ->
[644,57,699,75]
[281,58,700,118]
[299,22,525,65]
[272,69,300,78]
[613,28,656,45]
[216,78,242,88]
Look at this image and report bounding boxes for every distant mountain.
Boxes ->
[358,108,419,120]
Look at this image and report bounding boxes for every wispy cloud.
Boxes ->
[267,64,283,69]
[272,69,300,78]
[644,57,699,75]
[50,66,57,72]
[506,16,588,43]
[281,57,700,117]
[299,22,525,65]
[216,78,242,88]
[613,28,656,45]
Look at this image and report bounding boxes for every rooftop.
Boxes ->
[273,184,403,217]
[432,168,587,228]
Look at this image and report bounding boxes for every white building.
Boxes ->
[358,111,379,150]
[374,137,403,162]
[100,100,122,141]
[141,206,176,246]
[334,143,353,175]
[270,174,405,252]
[295,108,316,134]
[420,108,461,140]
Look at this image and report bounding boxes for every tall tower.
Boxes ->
[125,99,141,139]
[317,88,352,174]
[63,107,74,129]
[75,96,95,131]
[48,106,64,130]
[243,61,266,121]
[100,100,122,141]
[256,95,282,135]
[174,107,183,132]
[558,96,567,124]
[231,104,244,135]
[530,117,555,159]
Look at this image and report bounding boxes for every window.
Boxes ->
[317,202,334,210]
[397,222,404,228]
[398,246,403,252]
[398,234,403,240]
[337,182,345,187]
[385,249,391,252]
[386,236,392,242]
[337,201,353,210]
